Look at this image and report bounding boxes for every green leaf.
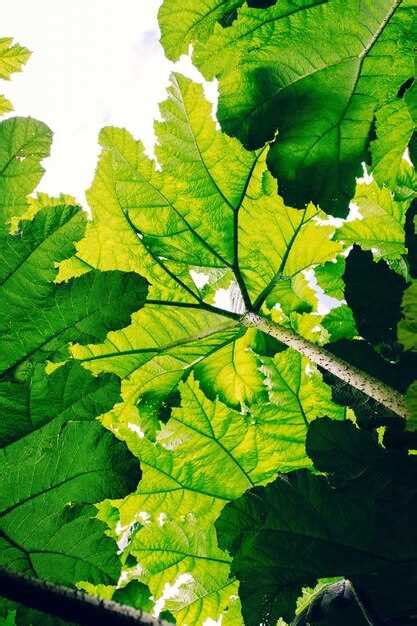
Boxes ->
[0,38,30,118]
[0,201,144,589]
[158,1,244,61]
[217,418,417,624]
[0,118,52,231]
[398,279,417,351]
[258,349,345,428]
[68,75,342,410]
[112,580,154,613]
[0,204,86,316]
[0,38,30,80]
[315,257,345,302]
[0,362,120,447]
[131,517,242,625]
[109,358,339,623]
[0,205,148,373]
[335,181,408,261]
[371,98,415,187]
[0,417,140,586]
[184,0,417,215]
[118,374,306,525]
[321,305,357,342]
[73,304,250,418]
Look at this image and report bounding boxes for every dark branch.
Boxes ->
[0,568,170,626]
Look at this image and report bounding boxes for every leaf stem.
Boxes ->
[145,299,240,320]
[0,568,170,626]
[241,311,410,419]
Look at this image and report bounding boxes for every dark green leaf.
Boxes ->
[217,418,417,624]
[180,0,417,215]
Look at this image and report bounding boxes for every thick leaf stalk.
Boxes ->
[241,312,410,419]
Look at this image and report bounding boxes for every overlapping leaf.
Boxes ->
[68,74,343,415]
[335,181,409,261]
[160,0,417,215]
[0,410,140,586]
[100,355,342,623]
[0,205,148,373]
[0,197,148,595]
[158,0,244,62]
[217,418,417,625]
[1,316,142,587]
[0,361,119,447]
[371,86,417,187]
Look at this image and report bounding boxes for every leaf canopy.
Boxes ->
[55,71,416,623]
[2,15,417,626]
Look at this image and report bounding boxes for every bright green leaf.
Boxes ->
[69,75,342,410]
[335,181,408,260]
[158,0,244,61]
[0,38,30,80]
[0,117,52,231]
[371,99,415,187]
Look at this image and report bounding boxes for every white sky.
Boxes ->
[2,0,211,204]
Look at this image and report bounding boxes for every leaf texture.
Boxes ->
[162,0,417,215]
[217,418,417,624]
[0,117,52,231]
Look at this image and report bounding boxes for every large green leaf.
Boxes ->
[0,414,140,586]
[117,373,314,525]
[68,74,342,412]
[102,356,340,624]
[217,418,417,625]
[0,202,145,589]
[0,205,148,374]
[167,0,417,215]
[0,117,52,231]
